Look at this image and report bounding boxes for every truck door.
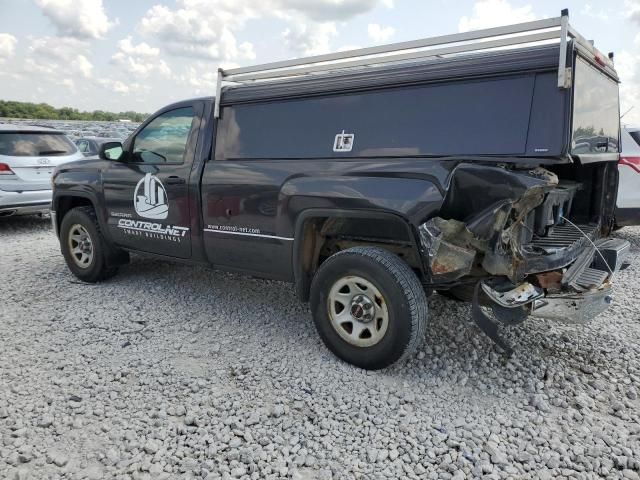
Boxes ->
[102,105,200,259]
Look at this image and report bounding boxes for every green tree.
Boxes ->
[0,100,148,122]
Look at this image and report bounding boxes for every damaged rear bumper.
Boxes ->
[479,237,630,324]
[530,286,613,324]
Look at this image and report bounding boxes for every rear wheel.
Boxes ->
[310,247,428,370]
[60,206,118,282]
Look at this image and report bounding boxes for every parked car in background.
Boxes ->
[0,124,83,217]
[75,137,122,157]
[616,126,640,226]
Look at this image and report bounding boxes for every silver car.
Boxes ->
[75,136,123,157]
[0,124,84,217]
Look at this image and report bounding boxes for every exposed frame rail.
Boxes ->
[214,9,615,118]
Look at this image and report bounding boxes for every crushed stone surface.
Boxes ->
[1,216,639,479]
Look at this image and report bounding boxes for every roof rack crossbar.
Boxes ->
[230,30,560,83]
[213,9,614,118]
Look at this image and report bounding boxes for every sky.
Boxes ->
[0,0,639,124]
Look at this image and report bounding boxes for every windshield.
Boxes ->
[571,56,620,155]
[0,132,78,157]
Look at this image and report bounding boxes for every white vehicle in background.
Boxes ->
[0,124,83,217]
[616,126,640,227]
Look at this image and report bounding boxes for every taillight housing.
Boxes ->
[0,163,15,175]
[619,156,640,174]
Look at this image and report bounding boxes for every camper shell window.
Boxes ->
[571,56,620,156]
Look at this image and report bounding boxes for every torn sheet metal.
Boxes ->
[418,218,476,281]
[480,280,544,308]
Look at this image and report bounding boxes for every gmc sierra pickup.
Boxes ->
[52,11,630,369]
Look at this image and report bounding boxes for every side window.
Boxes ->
[76,140,89,153]
[132,107,195,164]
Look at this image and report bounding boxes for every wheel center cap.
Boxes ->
[350,295,374,323]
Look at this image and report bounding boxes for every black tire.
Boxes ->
[310,246,428,370]
[60,206,118,283]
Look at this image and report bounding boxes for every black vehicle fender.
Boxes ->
[52,190,103,235]
[291,208,424,302]
[52,162,108,234]
[53,189,129,267]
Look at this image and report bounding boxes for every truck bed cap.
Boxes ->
[214,11,617,117]
[221,44,563,105]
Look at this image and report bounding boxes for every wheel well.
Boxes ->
[55,196,95,234]
[295,214,423,301]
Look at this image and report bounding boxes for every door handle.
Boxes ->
[165,176,185,185]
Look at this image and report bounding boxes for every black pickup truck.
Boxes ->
[52,12,630,369]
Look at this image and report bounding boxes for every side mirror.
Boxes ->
[99,142,124,161]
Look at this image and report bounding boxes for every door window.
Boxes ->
[132,107,195,164]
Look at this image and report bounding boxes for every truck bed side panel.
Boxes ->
[216,75,541,159]
[201,158,449,280]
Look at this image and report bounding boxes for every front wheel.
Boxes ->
[60,206,118,283]
[310,247,428,370]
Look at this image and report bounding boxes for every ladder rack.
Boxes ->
[214,9,615,118]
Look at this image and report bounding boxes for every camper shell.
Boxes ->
[51,10,630,368]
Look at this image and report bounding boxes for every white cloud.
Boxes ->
[110,37,171,79]
[282,22,338,56]
[0,33,17,62]
[580,4,609,21]
[177,65,219,90]
[25,37,94,79]
[97,79,130,94]
[74,54,93,78]
[138,0,390,63]
[117,37,159,58]
[627,0,640,26]
[367,23,394,43]
[619,1,640,124]
[336,44,362,51]
[458,0,536,32]
[617,50,640,125]
[279,0,392,21]
[97,79,149,95]
[138,2,257,61]
[57,78,75,91]
[35,0,116,39]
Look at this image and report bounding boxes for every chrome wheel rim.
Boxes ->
[327,275,389,347]
[68,224,94,269]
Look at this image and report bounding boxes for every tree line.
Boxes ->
[0,100,148,122]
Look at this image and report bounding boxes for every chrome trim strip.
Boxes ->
[203,228,294,241]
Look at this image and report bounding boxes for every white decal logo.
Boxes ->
[333,130,355,152]
[134,173,168,220]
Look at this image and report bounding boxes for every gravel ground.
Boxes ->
[1,216,639,480]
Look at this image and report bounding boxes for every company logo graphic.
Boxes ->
[117,219,188,242]
[333,130,355,152]
[134,173,168,219]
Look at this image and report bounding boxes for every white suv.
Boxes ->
[0,124,84,217]
[617,126,640,226]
